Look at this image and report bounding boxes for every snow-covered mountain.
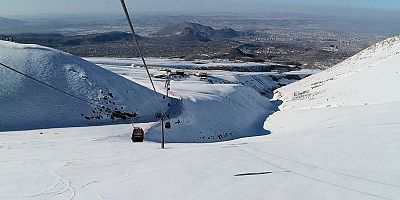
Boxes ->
[274,36,400,110]
[265,35,400,145]
[0,41,166,131]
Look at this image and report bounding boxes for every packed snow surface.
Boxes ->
[1,107,399,200]
[0,41,165,131]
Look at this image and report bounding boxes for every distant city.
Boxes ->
[0,13,396,69]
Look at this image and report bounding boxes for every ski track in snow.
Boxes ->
[48,169,76,200]
[7,167,76,200]
[81,180,101,189]
[237,145,396,200]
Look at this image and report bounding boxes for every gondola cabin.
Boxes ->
[131,127,144,142]
[165,121,171,129]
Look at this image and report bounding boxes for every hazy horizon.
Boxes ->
[1,0,399,20]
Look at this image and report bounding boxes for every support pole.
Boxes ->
[166,73,170,98]
[161,116,165,149]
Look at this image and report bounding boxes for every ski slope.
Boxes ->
[0,41,165,131]
[1,109,399,200]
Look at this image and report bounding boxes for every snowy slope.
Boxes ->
[145,82,275,143]
[275,36,400,110]
[87,58,281,143]
[260,35,400,199]
[0,41,166,131]
[1,114,400,200]
[85,58,289,143]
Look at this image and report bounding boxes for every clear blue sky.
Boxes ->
[1,0,399,17]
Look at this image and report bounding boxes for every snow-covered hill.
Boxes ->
[275,36,400,110]
[0,41,166,131]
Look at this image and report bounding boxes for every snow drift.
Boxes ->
[0,41,166,132]
[274,36,400,110]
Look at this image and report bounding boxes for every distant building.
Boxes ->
[1,36,15,42]
[322,45,339,52]
[194,72,208,78]
[170,70,185,76]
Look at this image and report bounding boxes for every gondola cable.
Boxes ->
[0,62,102,109]
[119,0,169,148]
